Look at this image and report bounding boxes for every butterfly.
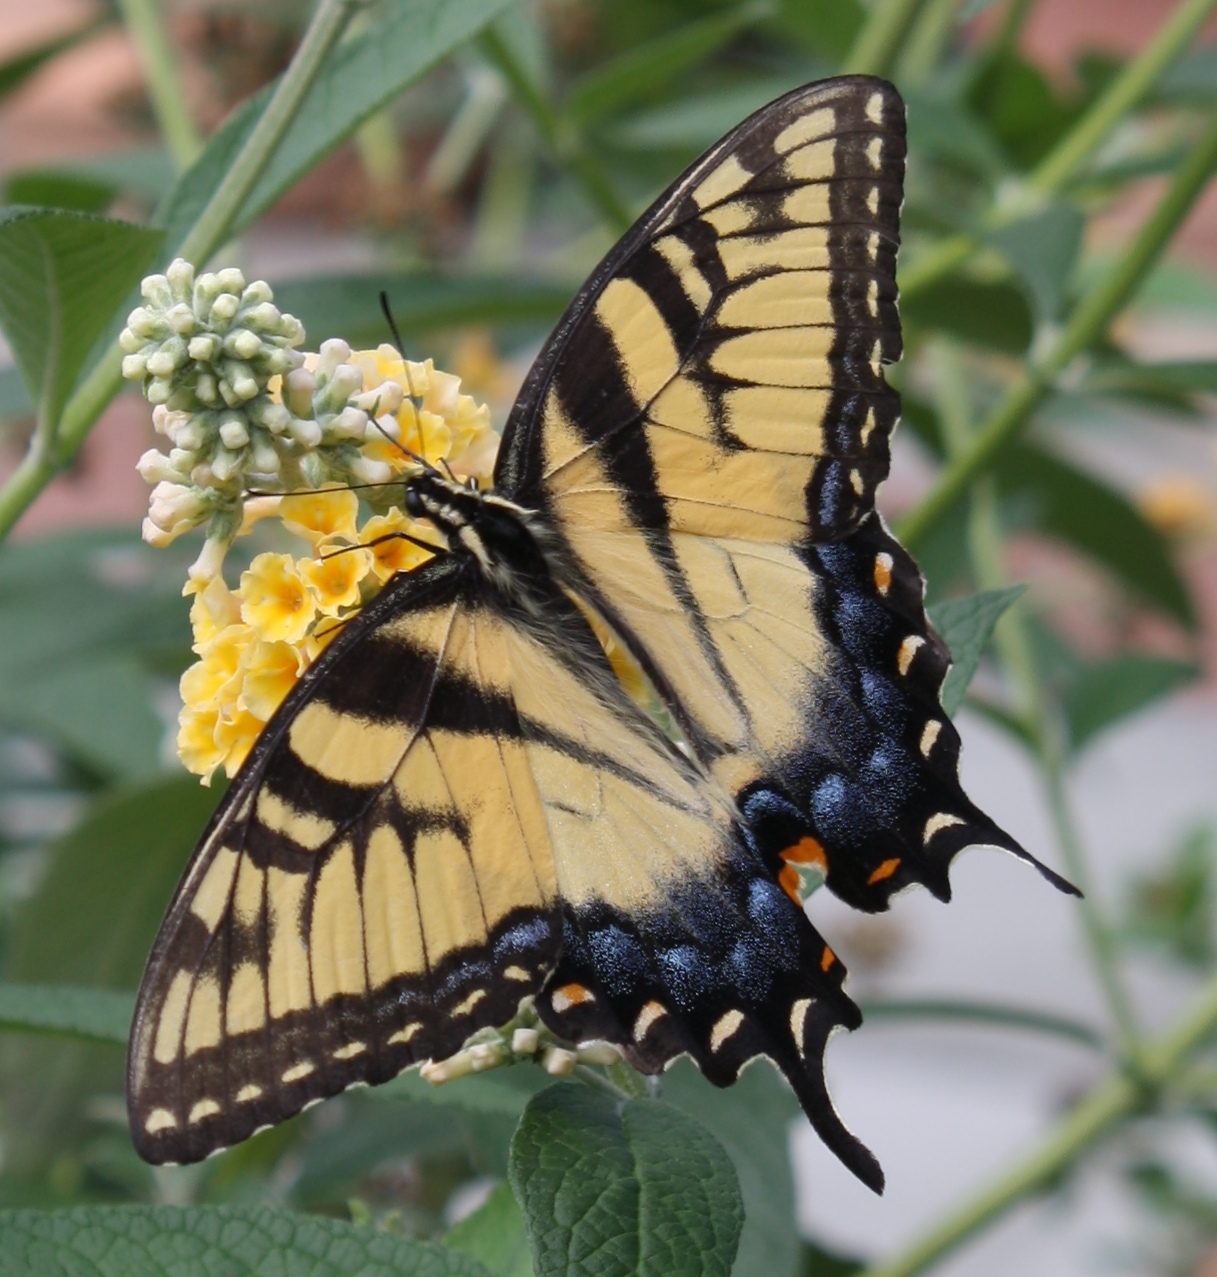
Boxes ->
[127,74,1075,1192]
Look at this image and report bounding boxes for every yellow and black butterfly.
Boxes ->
[127,75,1075,1192]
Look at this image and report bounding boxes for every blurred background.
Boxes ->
[1,2,1216,1275]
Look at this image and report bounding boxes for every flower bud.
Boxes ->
[219,417,250,449]
[211,293,239,323]
[188,334,220,362]
[121,354,148,380]
[227,329,262,360]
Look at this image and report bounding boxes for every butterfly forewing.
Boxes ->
[129,559,564,1163]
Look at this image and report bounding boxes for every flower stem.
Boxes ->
[480,25,632,234]
[899,0,1217,300]
[895,0,964,85]
[115,0,202,169]
[859,974,1217,1277]
[0,0,360,544]
[898,105,1217,549]
[843,0,927,77]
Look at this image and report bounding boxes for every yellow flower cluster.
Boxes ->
[177,349,498,783]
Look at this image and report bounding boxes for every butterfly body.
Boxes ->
[129,76,1074,1191]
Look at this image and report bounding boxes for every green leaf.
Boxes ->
[445,1183,534,1277]
[0,14,110,98]
[900,274,1033,354]
[273,273,572,352]
[156,0,519,253]
[0,209,162,428]
[567,3,773,126]
[0,983,132,1044]
[928,586,1027,717]
[0,530,192,777]
[0,364,31,420]
[989,203,1085,322]
[3,171,115,214]
[998,442,1196,629]
[663,1061,803,1277]
[800,1239,864,1276]
[609,79,797,152]
[958,0,1002,18]
[509,1084,742,1277]
[903,88,1007,181]
[1122,824,1217,969]
[773,0,863,60]
[0,1204,491,1276]
[0,775,219,1177]
[1063,653,1200,752]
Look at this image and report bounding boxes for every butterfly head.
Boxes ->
[402,471,552,603]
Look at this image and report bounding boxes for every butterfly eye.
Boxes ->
[404,488,424,518]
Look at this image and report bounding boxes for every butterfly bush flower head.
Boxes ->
[127,260,500,782]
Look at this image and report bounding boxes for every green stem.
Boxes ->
[895,0,963,84]
[858,998,1104,1050]
[932,341,1147,1070]
[116,0,202,169]
[898,105,1217,549]
[0,0,360,544]
[844,0,927,77]
[900,0,1217,301]
[480,26,632,234]
[860,974,1217,1277]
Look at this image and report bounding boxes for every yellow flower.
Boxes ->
[298,546,373,616]
[361,509,436,583]
[1138,476,1217,539]
[177,703,226,783]
[240,553,316,643]
[303,619,344,663]
[188,577,242,652]
[242,639,307,721]
[213,704,264,778]
[281,489,360,546]
[180,624,251,711]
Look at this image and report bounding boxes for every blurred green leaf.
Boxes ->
[0,775,218,1178]
[801,1239,864,1276]
[901,275,1033,353]
[0,531,192,777]
[509,1084,742,1277]
[1122,825,1216,969]
[967,53,1080,170]
[663,1061,803,1277]
[774,0,864,60]
[445,1182,533,1277]
[1063,652,1200,752]
[2,173,114,214]
[989,203,1085,322]
[568,2,773,126]
[928,586,1027,717]
[1156,44,1217,101]
[0,210,162,428]
[0,984,132,1044]
[958,0,1003,18]
[273,273,571,352]
[374,1063,548,1115]
[4,150,176,214]
[158,0,520,253]
[609,79,796,152]
[998,443,1196,629]
[0,15,110,98]
[0,1204,491,1276]
[904,89,1007,181]
[0,365,31,421]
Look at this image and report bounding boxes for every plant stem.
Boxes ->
[898,105,1217,549]
[900,0,1217,301]
[860,973,1217,1277]
[0,0,360,543]
[858,997,1105,1050]
[480,26,632,234]
[895,0,963,85]
[844,0,927,77]
[932,341,1148,1070]
[116,0,202,169]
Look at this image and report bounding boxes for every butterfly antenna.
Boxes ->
[380,289,431,467]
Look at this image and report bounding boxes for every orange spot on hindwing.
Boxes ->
[777,836,829,905]
[867,857,901,885]
[820,946,836,972]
